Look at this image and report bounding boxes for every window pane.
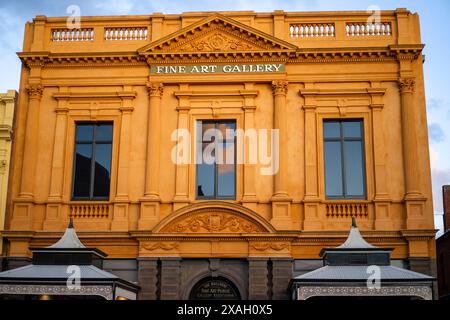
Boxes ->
[344,141,365,197]
[218,164,235,197]
[93,144,112,198]
[73,144,92,198]
[324,141,343,197]
[95,124,113,142]
[197,164,215,197]
[343,121,362,138]
[217,122,236,142]
[323,121,340,139]
[217,140,235,197]
[76,124,94,142]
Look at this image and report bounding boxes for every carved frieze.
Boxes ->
[250,242,290,251]
[142,242,180,251]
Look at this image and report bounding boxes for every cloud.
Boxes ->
[431,167,450,213]
[428,123,446,143]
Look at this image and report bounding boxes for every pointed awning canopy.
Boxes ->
[336,217,376,249]
[47,219,85,249]
[290,218,436,300]
[0,220,139,300]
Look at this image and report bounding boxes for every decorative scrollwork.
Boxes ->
[142,242,180,251]
[250,242,289,251]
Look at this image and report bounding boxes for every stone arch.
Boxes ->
[153,201,275,233]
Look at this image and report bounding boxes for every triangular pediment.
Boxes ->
[138,13,297,56]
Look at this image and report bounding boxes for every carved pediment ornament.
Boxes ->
[176,30,255,52]
[163,212,264,233]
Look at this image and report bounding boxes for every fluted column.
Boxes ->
[271,81,292,230]
[399,78,422,198]
[19,83,43,199]
[144,82,163,200]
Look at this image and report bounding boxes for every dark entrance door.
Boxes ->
[189,277,241,300]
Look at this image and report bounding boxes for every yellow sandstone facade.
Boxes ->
[1,9,436,299]
[0,90,16,255]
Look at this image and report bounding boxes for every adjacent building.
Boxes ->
[0,90,17,257]
[437,186,450,300]
[0,9,437,300]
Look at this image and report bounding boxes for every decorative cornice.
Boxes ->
[16,44,423,68]
[398,77,416,94]
[146,82,164,97]
[272,80,288,95]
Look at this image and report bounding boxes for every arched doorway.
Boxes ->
[189,277,241,300]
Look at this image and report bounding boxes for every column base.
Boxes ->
[43,203,66,231]
[138,200,160,230]
[111,202,130,231]
[172,196,190,211]
[303,201,322,231]
[271,200,292,230]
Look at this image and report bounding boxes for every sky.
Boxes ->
[0,0,448,235]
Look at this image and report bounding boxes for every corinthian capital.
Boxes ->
[272,80,288,96]
[398,78,416,94]
[26,83,43,100]
[147,82,164,97]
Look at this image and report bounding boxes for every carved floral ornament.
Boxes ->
[162,212,265,233]
[272,80,289,95]
[26,83,44,100]
[146,82,164,97]
[398,77,416,93]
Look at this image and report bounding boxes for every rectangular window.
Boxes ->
[196,120,236,200]
[323,120,366,199]
[72,123,113,201]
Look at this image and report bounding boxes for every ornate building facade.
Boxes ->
[0,90,17,256]
[1,9,436,300]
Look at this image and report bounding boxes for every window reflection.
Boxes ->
[197,120,236,200]
[72,123,113,200]
[323,120,366,199]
